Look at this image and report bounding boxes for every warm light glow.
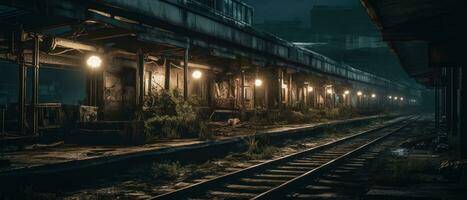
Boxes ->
[327,89,333,94]
[344,90,350,95]
[192,70,202,79]
[255,79,263,87]
[371,94,376,98]
[87,55,102,69]
[400,97,404,101]
[394,96,398,100]
[307,86,314,92]
[357,91,363,96]
[388,96,392,99]
[282,84,287,89]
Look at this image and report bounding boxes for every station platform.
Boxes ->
[0,115,389,178]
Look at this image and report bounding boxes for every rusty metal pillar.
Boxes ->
[16,29,26,134]
[164,58,170,91]
[446,68,454,142]
[138,52,145,108]
[277,68,283,109]
[240,70,246,120]
[32,35,40,135]
[264,76,269,110]
[183,46,189,101]
[288,72,293,108]
[435,77,440,133]
[253,69,258,109]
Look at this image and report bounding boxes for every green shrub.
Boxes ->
[144,90,202,139]
[325,108,341,119]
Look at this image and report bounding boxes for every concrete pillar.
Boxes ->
[32,35,40,135]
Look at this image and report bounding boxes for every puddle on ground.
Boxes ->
[391,148,409,157]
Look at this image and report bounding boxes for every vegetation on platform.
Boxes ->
[250,107,360,125]
[144,91,366,141]
[144,90,213,140]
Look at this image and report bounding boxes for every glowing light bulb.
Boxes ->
[87,55,102,69]
[255,79,263,87]
[192,70,202,79]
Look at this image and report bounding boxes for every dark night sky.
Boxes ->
[244,0,358,25]
[244,0,415,84]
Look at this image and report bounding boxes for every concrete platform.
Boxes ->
[0,115,388,178]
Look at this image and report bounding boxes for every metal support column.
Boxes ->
[183,46,189,101]
[17,29,26,134]
[164,58,170,91]
[253,69,257,109]
[288,73,293,108]
[435,78,440,133]
[447,68,456,144]
[278,69,283,109]
[241,70,246,120]
[460,68,467,158]
[32,35,40,135]
[138,52,145,108]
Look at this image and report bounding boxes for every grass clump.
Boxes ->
[236,136,278,160]
[151,160,224,181]
[152,161,188,180]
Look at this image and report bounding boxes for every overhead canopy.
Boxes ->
[360,0,463,87]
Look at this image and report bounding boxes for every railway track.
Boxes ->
[152,116,415,200]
